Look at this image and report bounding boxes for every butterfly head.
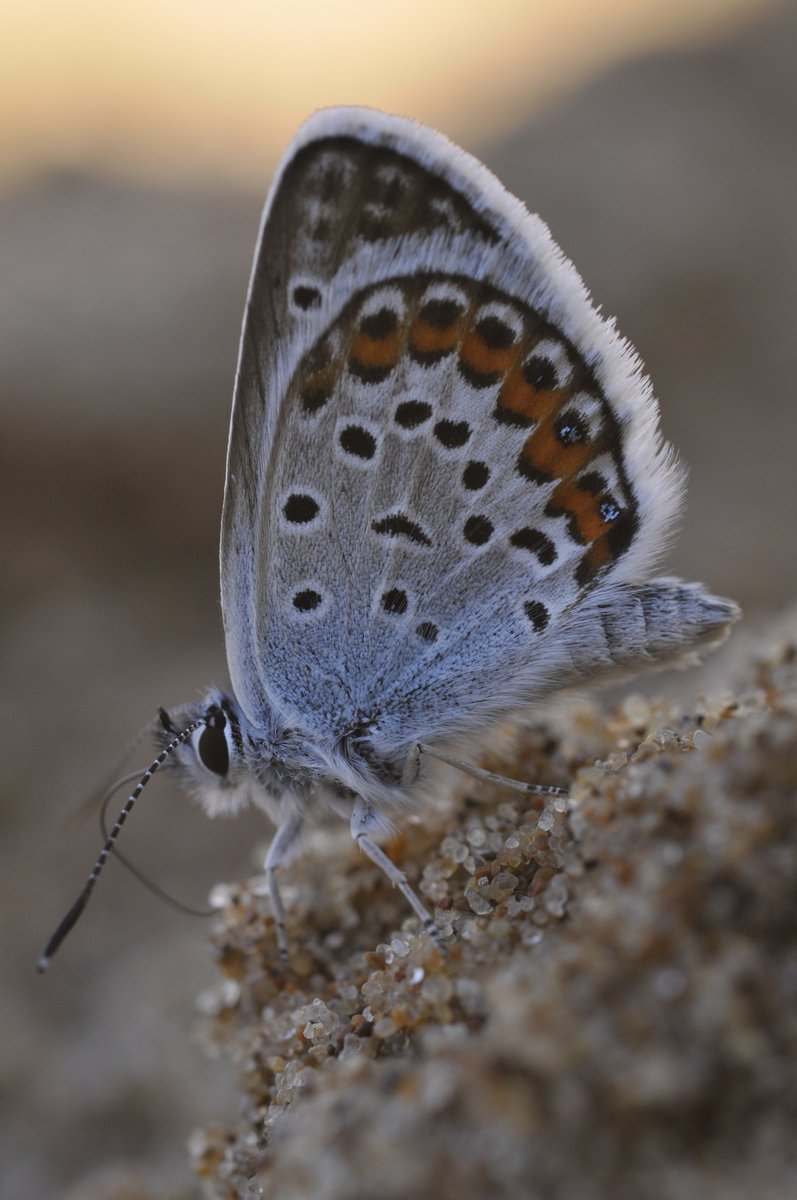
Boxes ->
[157,691,260,818]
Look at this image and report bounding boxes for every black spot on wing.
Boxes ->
[395,401,432,429]
[524,600,550,632]
[475,315,516,349]
[372,514,432,547]
[283,494,319,524]
[340,425,377,459]
[293,589,322,612]
[509,527,557,566]
[359,308,398,338]
[420,298,464,328]
[523,356,557,390]
[462,461,489,490]
[382,588,409,615]
[293,285,322,310]
[575,471,607,495]
[460,463,492,492]
[416,621,438,643]
[434,420,470,449]
[463,515,494,546]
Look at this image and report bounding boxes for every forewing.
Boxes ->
[222,108,684,741]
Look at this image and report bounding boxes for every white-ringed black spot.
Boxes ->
[475,314,516,350]
[509,527,557,566]
[293,589,322,612]
[462,461,489,490]
[523,356,557,390]
[372,514,431,547]
[416,621,438,643]
[359,307,398,338]
[340,425,377,460]
[410,296,464,365]
[395,400,432,429]
[577,472,608,495]
[283,493,319,524]
[419,297,463,329]
[382,588,408,615]
[293,285,322,310]
[434,419,470,449]
[524,600,550,632]
[463,515,494,546]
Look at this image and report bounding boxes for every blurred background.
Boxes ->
[2,0,795,1195]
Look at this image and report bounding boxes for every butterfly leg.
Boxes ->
[418,743,568,799]
[264,807,304,959]
[351,798,444,950]
[400,742,422,786]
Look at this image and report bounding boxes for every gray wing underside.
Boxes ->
[221,108,730,751]
[222,110,506,727]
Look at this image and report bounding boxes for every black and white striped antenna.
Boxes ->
[37,718,203,972]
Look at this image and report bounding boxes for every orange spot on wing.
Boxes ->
[519,423,592,483]
[459,329,516,379]
[583,537,612,573]
[350,329,401,370]
[409,318,459,356]
[548,479,612,544]
[499,370,563,424]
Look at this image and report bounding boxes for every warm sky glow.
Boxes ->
[2,0,775,186]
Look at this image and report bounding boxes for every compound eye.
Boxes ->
[197,712,229,777]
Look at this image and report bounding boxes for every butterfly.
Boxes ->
[39,107,739,967]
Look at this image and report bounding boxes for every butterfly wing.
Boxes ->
[222,108,705,752]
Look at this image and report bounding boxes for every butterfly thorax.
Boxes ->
[162,689,412,820]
